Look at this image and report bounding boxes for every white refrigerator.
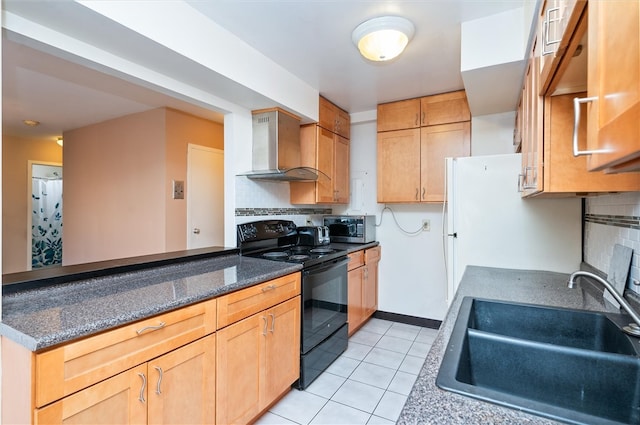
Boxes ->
[445,154,582,305]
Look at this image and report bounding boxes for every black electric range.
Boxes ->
[237,220,349,389]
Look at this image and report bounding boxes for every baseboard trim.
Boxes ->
[373,310,442,330]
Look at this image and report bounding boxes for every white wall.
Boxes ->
[471,112,517,156]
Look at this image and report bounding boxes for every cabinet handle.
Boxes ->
[542,7,561,56]
[422,111,426,125]
[415,188,419,201]
[269,313,276,333]
[261,284,277,292]
[154,366,163,395]
[262,316,268,336]
[572,96,608,156]
[422,187,426,200]
[136,322,166,335]
[517,174,525,192]
[138,373,147,403]
[522,166,538,189]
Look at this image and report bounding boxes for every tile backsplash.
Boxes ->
[584,192,640,294]
[234,176,331,226]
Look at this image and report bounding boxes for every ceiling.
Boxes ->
[2,0,531,141]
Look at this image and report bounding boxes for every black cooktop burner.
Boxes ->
[237,220,347,268]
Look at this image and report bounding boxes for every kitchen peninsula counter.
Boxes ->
[2,253,301,351]
[398,265,627,425]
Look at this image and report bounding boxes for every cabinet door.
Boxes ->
[263,297,300,405]
[316,127,336,203]
[363,247,381,320]
[521,40,544,197]
[148,334,215,425]
[347,266,364,336]
[377,129,421,203]
[216,314,263,425]
[420,91,470,126]
[586,0,640,171]
[336,108,351,139]
[377,99,421,132]
[420,122,470,202]
[35,365,147,424]
[334,135,350,203]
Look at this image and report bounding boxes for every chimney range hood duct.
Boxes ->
[239,108,326,182]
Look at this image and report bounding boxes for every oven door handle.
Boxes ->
[303,257,349,276]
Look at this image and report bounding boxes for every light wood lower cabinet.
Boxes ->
[3,272,302,425]
[347,246,381,336]
[216,296,300,424]
[35,334,216,424]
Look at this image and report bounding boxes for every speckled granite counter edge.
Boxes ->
[397,265,627,425]
[2,254,302,351]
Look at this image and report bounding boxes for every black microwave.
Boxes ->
[323,215,376,244]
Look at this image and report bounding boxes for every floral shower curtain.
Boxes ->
[32,177,63,268]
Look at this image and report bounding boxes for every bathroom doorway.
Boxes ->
[29,162,63,269]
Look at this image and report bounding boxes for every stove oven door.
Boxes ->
[301,257,349,354]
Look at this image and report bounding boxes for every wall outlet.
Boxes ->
[422,219,431,232]
[172,180,185,199]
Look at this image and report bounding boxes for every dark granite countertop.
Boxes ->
[1,254,301,352]
[398,265,628,425]
[330,241,380,253]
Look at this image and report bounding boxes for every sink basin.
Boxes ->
[437,297,640,424]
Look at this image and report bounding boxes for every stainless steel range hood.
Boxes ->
[238,108,325,182]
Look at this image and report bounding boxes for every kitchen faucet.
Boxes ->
[568,270,640,337]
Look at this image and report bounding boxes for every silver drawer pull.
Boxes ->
[261,284,277,292]
[270,313,276,333]
[572,97,608,156]
[136,321,166,335]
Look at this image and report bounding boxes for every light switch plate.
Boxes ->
[172,180,184,199]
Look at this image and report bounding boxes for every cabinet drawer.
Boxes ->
[35,299,216,407]
[348,251,365,271]
[217,273,301,329]
[365,246,381,264]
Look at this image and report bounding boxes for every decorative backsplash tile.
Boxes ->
[584,193,640,295]
[585,214,640,229]
[235,207,332,216]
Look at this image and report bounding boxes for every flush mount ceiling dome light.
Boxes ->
[352,16,415,62]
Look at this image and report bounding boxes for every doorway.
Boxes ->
[29,162,63,269]
[187,144,224,249]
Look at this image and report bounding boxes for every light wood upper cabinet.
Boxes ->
[539,0,587,95]
[290,124,350,204]
[517,0,640,196]
[421,123,471,202]
[420,91,470,126]
[377,98,421,132]
[377,129,421,203]
[319,96,350,139]
[585,0,640,172]
[377,91,471,203]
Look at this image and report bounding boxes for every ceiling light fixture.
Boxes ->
[57,137,63,147]
[352,16,415,62]
[23,119,40,127]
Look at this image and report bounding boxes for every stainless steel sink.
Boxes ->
[437,297,640,425]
